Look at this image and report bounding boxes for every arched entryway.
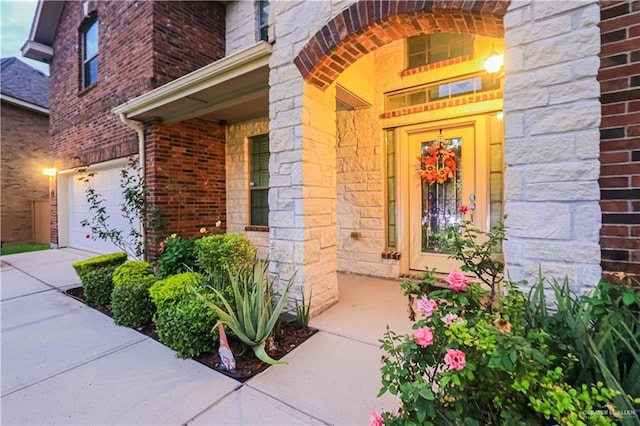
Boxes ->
[267,0,602,314]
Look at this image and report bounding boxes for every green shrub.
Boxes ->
[149,272,203,312]
[72,252,127,280]
[154,294,219,358]
[82,266,118,306]
[195,234,256,277]
[111,261,156,328]
[157,235,198,279]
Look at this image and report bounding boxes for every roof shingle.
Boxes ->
[1,57,50,109]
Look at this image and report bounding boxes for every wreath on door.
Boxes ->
[418,140,458,185]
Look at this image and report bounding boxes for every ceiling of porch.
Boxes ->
[113,42,271,125]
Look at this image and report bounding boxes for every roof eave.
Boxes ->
[113,41,273,119]
[1,94,50,114]
[22,0,64,64]
[21,41,54,63]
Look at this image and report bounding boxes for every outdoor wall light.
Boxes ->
[42,167,57,177]
[483,46,504,74]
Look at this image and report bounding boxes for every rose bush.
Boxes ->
[375,212,622,425]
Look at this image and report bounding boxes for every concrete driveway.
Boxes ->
[1,248,410,425]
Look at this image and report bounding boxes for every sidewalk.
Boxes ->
[1,249,411,425]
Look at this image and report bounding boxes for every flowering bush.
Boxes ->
[376,212,620,425]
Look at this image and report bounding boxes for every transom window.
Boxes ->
[250,134,269,226]
[385,73,501,111]
[407,33,474,69]
[257,0,269,42]
[81,16,99,88]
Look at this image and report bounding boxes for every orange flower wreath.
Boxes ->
[418,141,458,185]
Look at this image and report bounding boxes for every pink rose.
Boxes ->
[446,270,468,292]
[413,327,434,348]
[417,297,437,317]
[369,408,384,426]
[459,205,469,213]
[441,313,460,325]
[444,348,466,371]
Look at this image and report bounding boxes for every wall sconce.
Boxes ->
[483,45,504,74]
[42,167,57,177]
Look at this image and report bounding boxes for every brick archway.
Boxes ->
[294,0,510,90]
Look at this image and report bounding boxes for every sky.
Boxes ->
[1,0,50,74]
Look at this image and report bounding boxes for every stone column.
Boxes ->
[503,1,602,292]
[268,1,340,314]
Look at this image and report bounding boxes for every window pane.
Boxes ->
[250,135,270,226]
[408,90,426,105]
[84,20,98,59]
[407,33,474,68]
[420,137,463,254]
[386,129,396,248]
[407,36,426,55]
[251,189,269,226]
[84,57,98,87]
[260,1,269,26]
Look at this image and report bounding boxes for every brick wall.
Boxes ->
[0,102,50,243]
[145,118,226,261]
[598,0,640,275]
[49,0,226,246]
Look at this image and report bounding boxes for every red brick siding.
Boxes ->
[0,103,50,243]
[49,0,226,246]
[598,0,640,275]
[294,0,509,89]
[152,1,226,86]
[145,119,226,261]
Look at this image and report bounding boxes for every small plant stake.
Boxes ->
[217,323,236,372]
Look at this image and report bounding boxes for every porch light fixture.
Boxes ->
[42,167,57,177]
[483,45,504,74]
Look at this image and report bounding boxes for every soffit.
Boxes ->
[21,0,64,62]
[113,42,272,125]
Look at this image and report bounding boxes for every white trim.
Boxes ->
[57,156,134,175]
[113,41,272,118]
[0,94,49,114]
[21,40,54,62]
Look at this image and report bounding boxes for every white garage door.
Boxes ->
[67,165,139,256]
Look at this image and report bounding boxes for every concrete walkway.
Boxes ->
[1,249,412,425]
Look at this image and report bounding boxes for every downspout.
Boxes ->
[118,113,147,261]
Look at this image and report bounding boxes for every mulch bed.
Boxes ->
[64,287,317,382]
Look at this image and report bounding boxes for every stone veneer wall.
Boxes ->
[225,1,258,55]
[226,117,270,260]
[336,108,398,278]
[502,1,602,292]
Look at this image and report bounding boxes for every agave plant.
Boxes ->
[200,260,294,365]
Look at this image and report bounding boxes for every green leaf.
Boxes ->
[419,387,435,400]
[622,292,635,306]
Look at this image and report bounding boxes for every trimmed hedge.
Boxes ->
[72,252,128,307]
[153,295,218,358]
[149,272,221,358]
[195,234,256,277]
[149,272,202,312]
[72,252,128,281]
[111,261,156,328]
[81,266,117,306]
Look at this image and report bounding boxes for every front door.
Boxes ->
[405,120,485,272]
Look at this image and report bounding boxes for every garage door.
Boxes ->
[67,165,139,255]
